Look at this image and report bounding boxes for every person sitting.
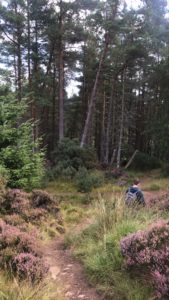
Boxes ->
[125,179,145,206]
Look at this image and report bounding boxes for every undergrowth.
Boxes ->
[65,193,167,299]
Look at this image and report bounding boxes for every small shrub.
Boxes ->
[75,168,104,193]
[90,171,104,188]
[49,138,98,181]
[4,189,30,214]
[31,190,53,207]
[0,219,40,257]
[0,219,46,282]
[120,220,169,298]
[75,167,93,192]
[12,253,48,282]
[31,189,61,221]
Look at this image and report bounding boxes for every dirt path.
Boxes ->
[43,188,169,300]
[43,220,102,300]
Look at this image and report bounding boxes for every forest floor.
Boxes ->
[43,176,169,300]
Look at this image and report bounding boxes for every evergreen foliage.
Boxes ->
[50,138,98,179]
[0,0,169,168]
[75,168,104,193]
[0,95,44,189]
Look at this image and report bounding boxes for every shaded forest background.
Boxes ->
[1,0,169,169]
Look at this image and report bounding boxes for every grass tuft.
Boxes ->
[0,272,64,300]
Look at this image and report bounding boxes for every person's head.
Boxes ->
[133,178,140,186]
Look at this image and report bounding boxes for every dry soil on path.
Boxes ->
[43,219,103,300]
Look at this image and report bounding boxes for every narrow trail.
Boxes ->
[43,219,102,300]
[43,188,169,300]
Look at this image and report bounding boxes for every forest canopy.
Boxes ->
[0,0,169,172]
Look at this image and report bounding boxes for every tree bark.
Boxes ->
[14,2,22,102]
[80,36,109,148]
[125,150,138,169]
[104,78,115,164]
[117,70,125,169]
[58,0,64,141]
[100,89,106,162]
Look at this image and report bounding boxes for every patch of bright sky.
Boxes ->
[128,0,169,9]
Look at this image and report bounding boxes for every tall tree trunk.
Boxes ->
[104,78,115,164]
[100,89,106,162]
[32,19,38,142]
[58,0,64,141]
[52,62,57,150]
[27,0,31,86]
[27,0,32,121]
[14,3,22,102]
[80,35,109,148]
[117,71,125,169]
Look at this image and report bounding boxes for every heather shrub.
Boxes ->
[0,219,38,254]
[1,189,62,225]
[23,208,47,222]
[0,219,47,282]
[3,214,24,226]
[12,253,48,282]
[31,189,61,221]
[3,189,30,214]
[120,220,169,298]
[31,189,53,207]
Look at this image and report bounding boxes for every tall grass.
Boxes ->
[0,272,64,300]
[68,193,158,299]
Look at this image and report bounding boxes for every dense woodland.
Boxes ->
[1,0,169,170]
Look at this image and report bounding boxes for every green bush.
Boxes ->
[75,167,93,193]
[90,171,105,188]
[75,168,104,193]
[130,152,161,171]
[50,138,98,180]
[0,96,44,189]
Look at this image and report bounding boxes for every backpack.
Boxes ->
[125,189,138,205]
